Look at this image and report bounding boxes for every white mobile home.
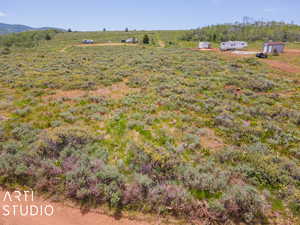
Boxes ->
[198,42,211,49]
[220,41,248,51]
[263,42,285,54]
[122,37,138,43]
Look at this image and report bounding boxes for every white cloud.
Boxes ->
[0,11,7,17]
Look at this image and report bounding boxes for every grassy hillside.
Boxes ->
[181,21,300,42]
[0,30,299,224]
[0,30,61,49]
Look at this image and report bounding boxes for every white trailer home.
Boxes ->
[198,42,211,49]
[263,42,285,54]
[220,41,248,51]
[121,37,138,43]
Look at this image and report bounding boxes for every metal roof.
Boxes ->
[265,42,285,46]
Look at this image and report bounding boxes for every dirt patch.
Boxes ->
[257,90,299,98]
[277,90,299,97]
[44,90,86,100]
[44,81,140,101]
[263,60,300,73]
[190,48,218,52]
[158,40,165,48]
[93,81,136,99]
[199,128,225,150]
[75,43,138,47]
[0,190,150,225]
[0,114,9,121]
[285,49,300,54]
[60,46,71,53]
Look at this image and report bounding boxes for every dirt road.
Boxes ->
[0,190,150,225]
[75,43,138,47]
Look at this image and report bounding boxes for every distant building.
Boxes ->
[263,42,285,54]
[82,40,94,44]
[198,42,211,49]
[220,41,248,51]
[121,37,138,44]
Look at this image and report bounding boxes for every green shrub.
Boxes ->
[143,34,150,44]
[222,185,265,223]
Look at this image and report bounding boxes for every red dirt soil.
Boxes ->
[263,60,300,73]
[43,81,140,101]
[0,190,150,225]
[285,49,300,54]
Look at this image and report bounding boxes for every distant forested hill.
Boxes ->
[0,23,64,35]
[181,21,300,42]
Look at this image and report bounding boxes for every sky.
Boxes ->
[0,0,300,31]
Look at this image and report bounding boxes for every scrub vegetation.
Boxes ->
[0,29,299,224]
[181,21,300,42]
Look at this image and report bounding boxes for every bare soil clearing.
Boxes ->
[285,49,300,54]
[199,128,225,150]
[0,190,150,225]
[75,43,138,47]
[0,114,8,121]
[209,47,300,73]
[190,48,218,52]
[44,81,140,101]
[263,59,300,73]
[158,40,165,48]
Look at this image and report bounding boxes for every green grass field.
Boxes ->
[0,30,299,224]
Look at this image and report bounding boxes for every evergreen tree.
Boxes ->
[143,34,150,44]
[45,33,52,40]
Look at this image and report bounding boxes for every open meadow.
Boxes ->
[0,30,300,224]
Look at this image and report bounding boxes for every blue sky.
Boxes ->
[0,0,299,30]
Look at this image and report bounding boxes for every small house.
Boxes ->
[220,41,248,51]
[82,40,94,44]
[198,42,211,49]
[263,42,285,54]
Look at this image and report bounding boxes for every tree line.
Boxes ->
[180,21,300,42]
